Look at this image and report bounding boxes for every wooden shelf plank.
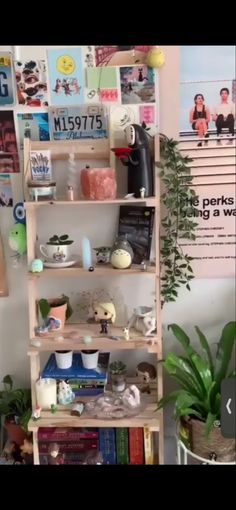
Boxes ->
[28,323,159,354]
[29,139,110,159]
[24,197,157,208]
[28,403,160,431]
[28,264,157,278]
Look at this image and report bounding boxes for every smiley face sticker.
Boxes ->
[56,55,76,75]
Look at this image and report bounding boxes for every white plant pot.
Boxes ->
[55,350,73,369]
[81,350,99,369]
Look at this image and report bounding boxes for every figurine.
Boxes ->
[123,327,130,341]
[136,362,157,394]
[140,187,146,199]
[20,439,33,465]
[48,442,64,465]
[71,402,84,416]
[140,260,147,271]
[110,237,134,269]
[8,223,27,259]
[31,259,43,272]
[93,246,111,264]
[32,406,41,420]
[58,380,75,405]
[50,404,58,414]
[123,385,141,408]
[121,124,154,198]
[128,308,156,337]
[94,302,116,335]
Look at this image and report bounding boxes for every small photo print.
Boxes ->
[14,60,48,107]
[0,52,14,105]
[0,110,19,173]
[17,113,50,150]
[0,174,13,207]
[30,150,52,181]
[95,46,152,67]
[120,65,155,104]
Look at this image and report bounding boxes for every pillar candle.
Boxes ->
[35,378,57,409]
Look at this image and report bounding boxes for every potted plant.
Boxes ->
[39,234,74,262]
[157,321,236,462]
[109,361,127,393]
[0,375,32,446]
[38,294,73,331]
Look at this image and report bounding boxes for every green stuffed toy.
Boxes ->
[8,223,27,256]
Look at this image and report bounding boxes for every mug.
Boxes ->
[39,243,69,262]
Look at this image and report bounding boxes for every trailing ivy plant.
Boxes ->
[157,134,199,307]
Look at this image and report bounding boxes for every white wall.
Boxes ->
[0,45,235,393]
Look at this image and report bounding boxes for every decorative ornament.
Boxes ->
[31,259,43,273]
[8,202,27,263]
[146,48,165,68]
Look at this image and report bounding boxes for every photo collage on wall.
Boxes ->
[0,45,160,207]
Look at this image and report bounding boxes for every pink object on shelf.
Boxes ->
[80,166,117,201]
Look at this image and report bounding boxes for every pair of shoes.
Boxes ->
[216,139,222,146]
[226,139,233,145]
[197,142,202,147]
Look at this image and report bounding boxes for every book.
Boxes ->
[143,427,155,465]
[38,427,99,442]
[38,440,98,453]
[129,428,144,464]
[42,352,110,381]
[99,428,116,464]
[116,428,129,464]
[118,206,155,264]
[30,150,52,181]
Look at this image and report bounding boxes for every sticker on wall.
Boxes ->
[83,46,95,68]
[14,60,48,107]
[0,174,13,207]
[49,104,108,140]
[0,110,19,173]
[0,52,14,106]
[17,113,50,150]
[120,65,155,104]
[87,67,117,90]
[99,89,118,102]
[95,46,153,67]
[110,105,139,130]
[139,105,155,124]
[47,47,85,106]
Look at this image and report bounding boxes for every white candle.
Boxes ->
[35,378,57,410]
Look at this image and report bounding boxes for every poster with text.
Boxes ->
[0,110,19,173]
[178,182,236,278]
[49,104,108,140]
[0,174,13,207]
[47,48,84,105]
[17,113,50,150]
[180,46,236,147]
[14,60,48,107]
[120,65,155,104]
[0,52,14,105]
[95,46,152,67]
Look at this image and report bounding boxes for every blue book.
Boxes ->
[42,352,110,381]
[99,428,117,465]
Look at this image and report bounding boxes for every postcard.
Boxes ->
[0,174,13,207]
[14,60,48,107]
[0,52,14,105]
[95,46,153,67]
[120,65,155,104]
[47,48,85,105]
[0,110,19,173]
[17,113,50,150]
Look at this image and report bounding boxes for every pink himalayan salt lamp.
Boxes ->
[80,166,117,200]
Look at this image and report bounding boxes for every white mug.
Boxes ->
[39,243,70,262]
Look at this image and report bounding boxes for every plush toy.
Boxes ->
[146,48,165,68]
[8,202,27,260]
[31,259,43,272]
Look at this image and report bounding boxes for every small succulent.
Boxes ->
[47,235,73,246]
[109,361,127,375]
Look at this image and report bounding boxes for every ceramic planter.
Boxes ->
[46,299,67,331]
[81,350,99,369]
[55,350,73,369]
[110,372,126,393]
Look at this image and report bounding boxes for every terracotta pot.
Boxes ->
[47,299,67,331]
[179,416,236,463]
[4,421,28,447]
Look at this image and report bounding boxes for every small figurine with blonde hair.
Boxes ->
[94,302,116,335]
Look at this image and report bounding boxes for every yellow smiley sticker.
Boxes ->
[56,55,76,75]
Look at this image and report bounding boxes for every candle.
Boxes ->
[35,378,57,409]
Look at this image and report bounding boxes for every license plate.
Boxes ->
[49,105,108,141]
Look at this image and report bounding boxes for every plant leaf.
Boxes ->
[195,326,214,378]
[190,353,212,394]
[2,375,13,391]
[205,412,217,437]
[214,321,236,392]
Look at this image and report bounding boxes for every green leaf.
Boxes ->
[156,390,188,410]
[174,407,202,420]
[195,326,214,378]
[214,321,236,392]
[2,375,13,391]
[38,299,51,320]
[190,353,212,394]
[186,284,191,291]
[164,353,204,398]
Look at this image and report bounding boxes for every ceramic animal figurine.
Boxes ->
[58,380,75,405]
[94,302,116,335]
[31,259,43,272]
[110,237,133,269]
[136,362,157,394]
[128,307,156,337]
[123,327,130,341]
[93,246,111,264]
[71,402,84,416]
[123,385,140,408]
[122,124,154,198]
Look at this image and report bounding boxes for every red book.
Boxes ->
[38,440,98,453]
[129,428,144,464]
[38,427,98,441]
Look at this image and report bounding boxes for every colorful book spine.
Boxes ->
[143,427,155,465]
[99,428,116,464]
[73,388,104,397]
[38,440,98,453]
[129,428,144,464]
[116,428,129,464]
[38,427,99,441]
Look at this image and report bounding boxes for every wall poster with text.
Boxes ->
[0,52,14,105]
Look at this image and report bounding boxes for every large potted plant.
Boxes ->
[0,375,32,446]
[157,321,236,462]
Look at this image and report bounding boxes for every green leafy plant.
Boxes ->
[38,294,73,321]
[47,234,74,245]
[157,322,236,436]
[109,361,127,374]
[0,375,32,432]
[157,134,199,307]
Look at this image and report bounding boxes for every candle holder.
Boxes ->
[35,378,57,410]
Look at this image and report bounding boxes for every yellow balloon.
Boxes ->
[56,55,76,75]
[146,48,165,69]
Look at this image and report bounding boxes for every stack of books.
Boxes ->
[38,428,99,465]
[41,352,110,397]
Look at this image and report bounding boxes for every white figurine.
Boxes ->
[58,380,75,405]
[140,187,146,199]
[123,385,141,408]
[123,327,130,341]
[32,406,41,420]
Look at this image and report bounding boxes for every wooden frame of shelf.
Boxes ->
[24,135,164,465]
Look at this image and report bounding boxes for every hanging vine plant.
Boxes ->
[157,134,199,307]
